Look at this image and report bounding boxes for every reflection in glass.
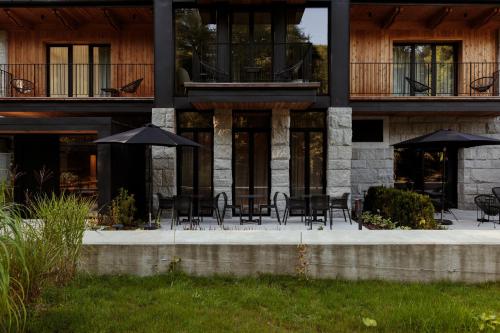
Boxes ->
[287,8,328,94]
[49,47,69,97]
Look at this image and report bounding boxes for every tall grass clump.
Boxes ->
[31,194,94,285]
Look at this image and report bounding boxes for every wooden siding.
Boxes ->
[350,5,500,97]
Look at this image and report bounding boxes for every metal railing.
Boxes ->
[192,42,313,83]
[0,64,154,98]
[350,62,500,97]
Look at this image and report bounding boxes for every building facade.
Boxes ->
[0,0,499,214]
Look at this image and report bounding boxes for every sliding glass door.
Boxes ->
[47,45,110,97]
[393,43,456,96]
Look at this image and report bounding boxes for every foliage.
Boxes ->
[110,188,137,228]
[359,212,396,229]
[0,194,93,332]
[362,317,378,327]
[475,313,499,332]
[28,274,500,333]
[363,186,437,229]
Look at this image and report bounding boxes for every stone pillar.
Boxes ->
[271,109,290,217]
[213,109,233,217]
[326,107,352,198]
[152,108,176,199]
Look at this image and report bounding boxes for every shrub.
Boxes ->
[363,186,437,229]
[359,212,395,229]
[110,188,137,228]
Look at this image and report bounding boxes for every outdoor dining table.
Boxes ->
[238,194,264,224]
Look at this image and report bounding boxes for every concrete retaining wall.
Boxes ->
[80,230,500,283]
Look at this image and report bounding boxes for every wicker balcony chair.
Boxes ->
[101,78,143,97]
[405,77,431,94]
[470,71,499,93]
[11,78,34,95]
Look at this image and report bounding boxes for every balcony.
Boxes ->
[181,42,321,110]
[0,64,154,100]
[350,62,500,100]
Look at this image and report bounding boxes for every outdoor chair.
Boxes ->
[156,192,174,224]
[199,193,223,225]
[258,191,281,225]
[172,195,196,229]
[274,59,304,82]
[218,192,243,224]
[474,194,499,228]
[199,60,230,82]
[282,193,306,225]
[11,78,34,95]
[470,71,499,93]
[330,192,352,225]
[101,78,143,97]
[405,77,431,94]
[307,195,330,230]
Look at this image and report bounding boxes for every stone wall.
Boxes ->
[151,108,176,199]
[271,109,290,217]
[213,109,233,217]
[326,107,352,198]
[351,146,393,199]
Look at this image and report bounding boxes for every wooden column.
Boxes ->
[329,0,350,107]
[154,0,174,107]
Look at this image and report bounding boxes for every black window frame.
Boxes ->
[352,119,384,143]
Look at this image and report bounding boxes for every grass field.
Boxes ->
[28,274,500,333]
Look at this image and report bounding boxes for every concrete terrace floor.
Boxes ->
[155,209,499,231]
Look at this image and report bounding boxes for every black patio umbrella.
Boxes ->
[394,129,500,224]
[94,123,201,226]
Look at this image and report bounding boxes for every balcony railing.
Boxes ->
[191,42,313,83]
[350,62,500,98]
[0,64,153,98]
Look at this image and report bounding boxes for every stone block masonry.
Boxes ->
[213,109,233,218]
[152,108,176,200]
[327,107,352,198]
[271,109,290,217]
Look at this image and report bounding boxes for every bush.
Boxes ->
[363,187,437,229]
[110,188,137,228]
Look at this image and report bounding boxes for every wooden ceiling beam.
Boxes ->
[381,7,402,29]
[102,8,121,32]
[52,8,79,31]
[3,9,32,30]
[470,7,499,29]
[426,7,452,30]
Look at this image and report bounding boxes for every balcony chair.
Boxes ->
[176,67,191,95]
[282,193,307,225]
[330,192,352,225]
[307,195,330,230]
[199,60,230,82]
[405,77,431,94]
[274,59,304,82]
[10,78,34,95]
[101,78,143,97]
[470,71,499,94]
[172,195,196,229]
[474,194,499,228]
[258,191,281,225]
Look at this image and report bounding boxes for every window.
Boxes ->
[48,45,111,97]
[393,43,457,96]
[287,8,328,94]
[352,119,384,143]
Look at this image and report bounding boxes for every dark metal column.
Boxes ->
[273,5,287,81]
[217,6,230,81]
[154,0,174,107]
[329,0,350,107]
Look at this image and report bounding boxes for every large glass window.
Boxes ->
[175,8,217,93]
[287,8,329,94]
[393,43,456,96]
[177,111,214,204]
[290,111,326,200]
[48,45,110,97]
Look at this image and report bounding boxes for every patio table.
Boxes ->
[238,194,264,224]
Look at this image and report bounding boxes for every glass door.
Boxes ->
[233,111,270,215]
[290,112,326,212]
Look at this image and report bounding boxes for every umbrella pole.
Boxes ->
[441,147,446,224]
[148,145,153,226]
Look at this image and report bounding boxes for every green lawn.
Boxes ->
[29,274,499,333]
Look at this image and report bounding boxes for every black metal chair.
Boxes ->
[274,59,304,82]
[307,195,330,230]
[172,196,195,229]
[219,192,243,224]
[101,78,143,97]
[11,78,34,95]
[199,193,223,225]
[474,194,499,228]
[199,60,230,82]
[282,193,306,225]
[330,193,352,225]
[258,191,281,225]
[405,77,431,94]
[470,71,499,93]
[156,192,174,224]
